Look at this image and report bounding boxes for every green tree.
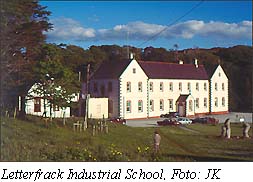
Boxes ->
[31,44,80,118]
[0,0,52,117]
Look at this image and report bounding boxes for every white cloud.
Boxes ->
[47,18,95,41]
[46,18,252,42]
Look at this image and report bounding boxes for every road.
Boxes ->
[126,112,252,127]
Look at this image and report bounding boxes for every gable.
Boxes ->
[210,65,228,80]
[120,59,148,80]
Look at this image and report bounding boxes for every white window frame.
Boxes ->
[149,82,153,92]
[169,82,173,91]
[127,82,131,92]
[160,99,164,111]
[160,82,164,92]
[138,100,143,112]
[126,100,131,113]
[138,82,142,92]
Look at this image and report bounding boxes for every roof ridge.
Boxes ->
[138,60,204,66]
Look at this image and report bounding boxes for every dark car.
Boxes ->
[157,119,181,126]
[108,117,127,125]
[160,112,179,118]
[192,117,219,125]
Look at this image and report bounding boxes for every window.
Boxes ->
[94,82,98,92]
[215,97,218,107]
[204,83,207,91]
[149,82,153,92]
[222,83,225,91]
[222,97,225,107]
[187,82,191,91]
[179,82,182,91]
[218,72,221,77]
[189,100,193,111]
[126,100,131,113]
[196,83,199,91]
[100,85,105,96]
[138,82,142,92]
[109,100,113,113]
[169,82,173,91]
[169,99,173,110]
[149,100,154,112]
[34,98,41,112]
[204,98,207,108]
[215,83,218,91]
[196,98,199,108]
[133,68,136,74]
[108,82,112,92]
[160,99,164,111]
[138,100,143,112]
[160,82,164,92]
[127,82,131,92]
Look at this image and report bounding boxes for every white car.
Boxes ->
[175,117,192,124]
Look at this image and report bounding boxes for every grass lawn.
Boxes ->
[1,116,253,162]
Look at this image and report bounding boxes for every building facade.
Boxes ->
[25,83,79,118]
[88,58,229,119]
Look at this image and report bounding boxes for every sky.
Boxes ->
[40,1,252,50]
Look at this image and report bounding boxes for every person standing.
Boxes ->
[243,122,251,138]
[153,130,161,153]
[224,118,231,139]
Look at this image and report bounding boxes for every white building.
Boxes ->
[25,83,79,118]
[87,57,229,119]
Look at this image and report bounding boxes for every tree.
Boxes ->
[31,44,80,118]
[0,0,52,117]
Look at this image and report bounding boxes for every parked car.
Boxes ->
[108,117,127,125]
[175,117,192,124]
[192,117,219,125]
[160,112,179,118]
[157,119,181,126]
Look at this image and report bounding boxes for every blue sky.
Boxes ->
[41,1,252,50]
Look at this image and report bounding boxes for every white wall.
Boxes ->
[210,65,229,113]
[88,98,108,119]
[148,79,209,117]
[25,83,74,118]
[120,59,148,119]
[25,97,71,118]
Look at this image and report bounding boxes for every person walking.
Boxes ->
[153,130,161,153]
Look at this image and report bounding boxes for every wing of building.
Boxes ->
[86,57,229,119]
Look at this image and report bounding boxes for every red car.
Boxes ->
[157,119,181,126]
[108,117,127,125]
[192,117,219,125]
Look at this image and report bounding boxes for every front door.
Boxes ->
[177,102,186,117]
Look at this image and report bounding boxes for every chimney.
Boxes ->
[194,58,198,68]
[130,52,135,60]
[179,60,184,64]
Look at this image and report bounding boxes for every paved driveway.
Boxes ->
[126,112,252,127]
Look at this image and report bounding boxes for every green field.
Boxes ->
[1,116,253,162]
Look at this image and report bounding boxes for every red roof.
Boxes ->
[91,60,209,80]
[176,94,189,103]
[91,59,131,79]
[138,61,209,80]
